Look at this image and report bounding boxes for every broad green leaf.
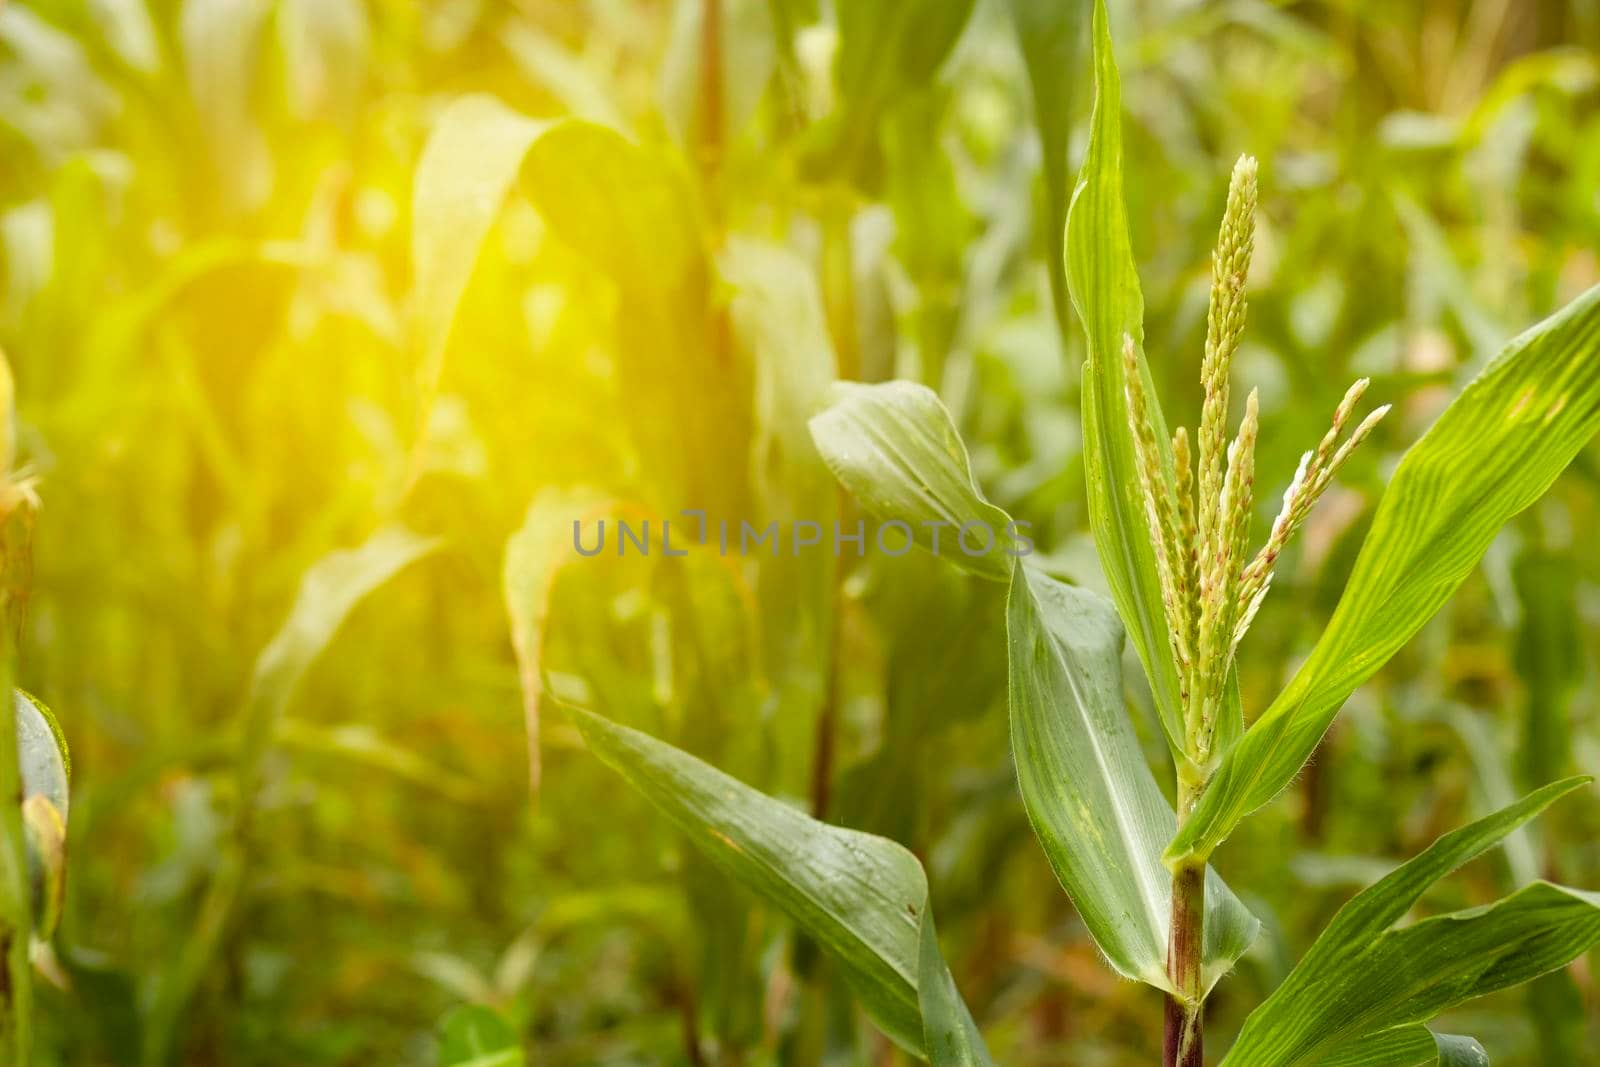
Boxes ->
[808,380,1025,581]
[917,910,991,1066]
[436,1004,524,1067]
[1003,0,1081,340]
[504,488,612,799]
[411,95,550,401]
[568,706,994,1064]
[521,122,704,297]
[413,103,714,507]
[1315,1026,1487,1067]
[1008,567,1257,992]
[1222,777,1593,1065]
[1170,284,1600,865]
[1064,0,1185,755]
[519,121,731,513]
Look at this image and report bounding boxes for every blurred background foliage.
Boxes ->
[0,0,1598,1064]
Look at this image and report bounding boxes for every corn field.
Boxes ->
[2,1,1600,1065]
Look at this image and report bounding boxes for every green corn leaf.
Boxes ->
[1002,0,1081,341]
[503,488,612,799]
[1222,777,1594,1065]
[411,94,550,402]
[1314,1026,1487,1067]
[436,1004,525,1067]
[808,380,1024,581]
[568,706,994,1065]
[1064,0,1185,756]
[834,0,974,113]
[1169,283,1600,866]
[1009,567,1258,992]
[414,102,708,489]
[814,0,977,178]
[521,123,705,295]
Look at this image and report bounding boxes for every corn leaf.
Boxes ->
[1009,567,1258,992]
[1064,0,1185,755]
[815,0,976,177]
[1170,283,1600,865]
[809,381,1022,581]
[503,488,612,799]
[419,103,718,516]
[568,706,993,1065]
[1222,777,1594,1065]
[1002,0,1081,340]
[1314,1027,1487,1067]
[411,94,550,400]
[834,0,974,113]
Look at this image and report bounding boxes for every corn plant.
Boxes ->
[566,4,1600,1064]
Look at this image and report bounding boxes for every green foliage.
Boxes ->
[1009,567,1258,993]
[411,95,552,409]
[809,381,1018,580]
[1316,1027,1488,1067]
[809,378,1258,994]
[1065,0,1187,755]
[1225,779,1597,1064]
[568,705,991,1063]
[1171,284,1600,866]
[2,0,1600,1064]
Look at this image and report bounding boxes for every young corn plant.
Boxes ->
[561,4,1600,1064]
